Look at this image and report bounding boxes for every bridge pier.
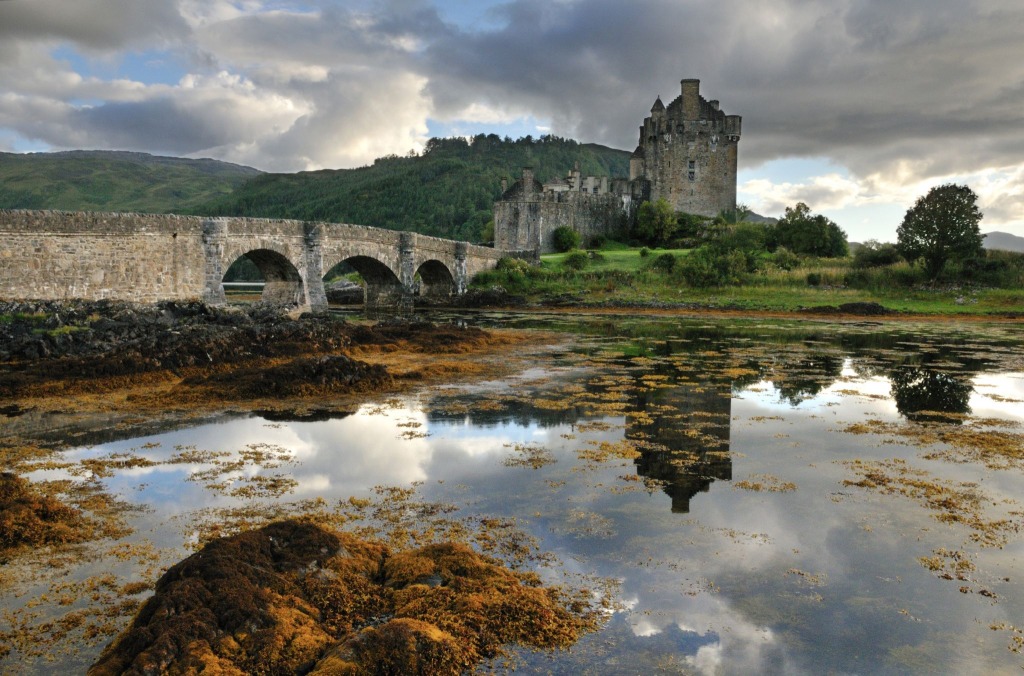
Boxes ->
[202,219,229,306]
[455,242,469,295]
[303,223,329,312]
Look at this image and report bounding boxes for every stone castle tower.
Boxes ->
[493,78,741,254]
[629,79,741,217]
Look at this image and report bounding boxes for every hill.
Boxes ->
[193,135,632,242]
[983,231,1024,253]
[0,150,262,214]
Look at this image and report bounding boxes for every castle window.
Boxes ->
[688,160,696,181]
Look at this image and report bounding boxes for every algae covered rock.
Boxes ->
[0,472,89,557]
[90,520,599,675]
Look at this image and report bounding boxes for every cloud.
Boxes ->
[0,0,1022,230]
[0,0,189,50]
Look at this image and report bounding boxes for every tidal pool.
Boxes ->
[3,312,1024,674]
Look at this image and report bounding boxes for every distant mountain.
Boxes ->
[745,211,778,225]
[0,150,261,214]
[983,231,1024,253]
[194,135,632,242]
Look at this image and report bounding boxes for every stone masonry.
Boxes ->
[493,167,634,254]
[0,210,504,310]
[630,79,741,217]
[494,78,741,254]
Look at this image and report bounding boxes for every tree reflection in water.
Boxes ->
[889,367,973,423]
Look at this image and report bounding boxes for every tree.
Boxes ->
[770,203,848,257]
[634,198,677,246]
[897,184,984,279]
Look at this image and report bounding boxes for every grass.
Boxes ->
[469,243,1024,316]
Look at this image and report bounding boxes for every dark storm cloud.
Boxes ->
[421,0,1024,182]
[0,0,188,49]
[73,99,225,155]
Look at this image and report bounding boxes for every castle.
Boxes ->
[494,79,741,254]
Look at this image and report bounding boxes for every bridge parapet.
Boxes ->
[0,210,506,310]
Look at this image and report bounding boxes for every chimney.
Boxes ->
[522,167,534,195]
[501,177,508,193]
[681,78,700,120]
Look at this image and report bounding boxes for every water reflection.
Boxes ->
[890,367,973,422]
[4,314,1024,674]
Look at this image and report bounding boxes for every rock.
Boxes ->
[90,520,599,676]
[325,280,365,305]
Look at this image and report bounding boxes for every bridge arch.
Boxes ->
[224,249,305,306]
[415,259,456,300]
[326,255,404,307]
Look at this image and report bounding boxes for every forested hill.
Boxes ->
[193,135,632,242]
[0,150,261,214]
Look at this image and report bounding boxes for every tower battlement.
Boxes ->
[629,79,741,217]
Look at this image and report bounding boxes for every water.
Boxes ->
[3,312,1024,674]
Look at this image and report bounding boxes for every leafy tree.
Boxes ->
[709,222,768,271]
[674,211,711,245]
[897,184,984,279]
[634,198,677,246]
[770,203,848,257]
[714,203,752,225]
[551,226,581,252]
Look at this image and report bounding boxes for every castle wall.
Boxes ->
[494,192,624,254]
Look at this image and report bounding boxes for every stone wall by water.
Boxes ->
[0,210,503,309]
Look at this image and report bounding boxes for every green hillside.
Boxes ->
[0,150,262,214]
[193,135,632,242]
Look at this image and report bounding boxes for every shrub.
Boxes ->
[552,226,581,253]
[806,272,822,287]
[496,257,533,273]
[771,246,800,271]
[562,250,589,270]
[853,240,903,268]
[639,247,650,258]
[678,247,747,287]
[843,269,871,289]
[651,253,677,273]
[590,234,607,249]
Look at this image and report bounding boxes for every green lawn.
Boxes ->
[477,245,1024,316]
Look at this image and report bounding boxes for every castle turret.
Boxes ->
[630,78,741,217]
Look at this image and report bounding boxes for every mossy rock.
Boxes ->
[90,520,599,675]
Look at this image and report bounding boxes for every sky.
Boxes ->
[1,0,1022,242]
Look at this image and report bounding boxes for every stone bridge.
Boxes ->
[0,210,509,310]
